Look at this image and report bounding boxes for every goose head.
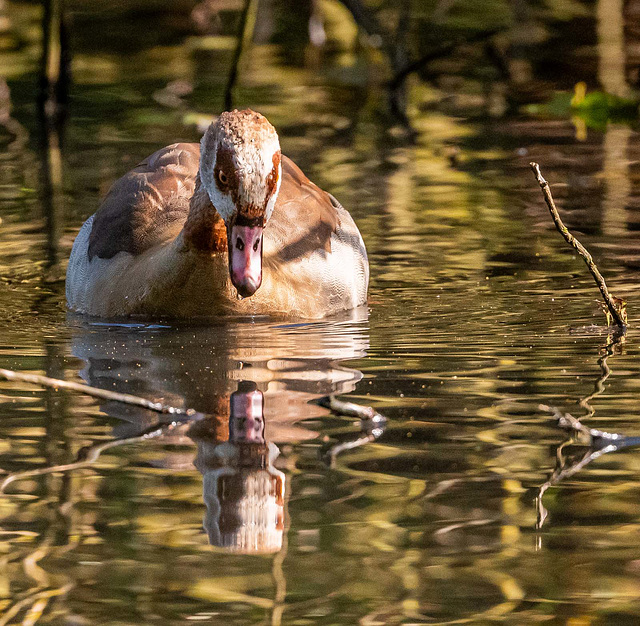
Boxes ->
[200,109,282,298]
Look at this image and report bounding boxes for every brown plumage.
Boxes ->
[88,143,200,260]
[67,110,368,318]
[88,144,339,261]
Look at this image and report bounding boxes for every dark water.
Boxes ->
[2,2,640,624]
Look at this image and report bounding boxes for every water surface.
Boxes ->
[2,2,640,624]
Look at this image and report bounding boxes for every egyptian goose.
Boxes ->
[66,109,369,318]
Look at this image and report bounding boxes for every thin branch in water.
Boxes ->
[316,395,387,466]
[529,162,628,328]
[0,367,205,419]
[0,369,388,485]
[317,395,386,429]
[538,404,626,447]
[0,366,208,492]
[224,0,258,111]
[535,403,640,529]
[0,366,209,491]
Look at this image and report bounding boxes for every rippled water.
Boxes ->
[2,3,640,624]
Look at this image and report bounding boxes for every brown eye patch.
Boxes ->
[214,145,239,199]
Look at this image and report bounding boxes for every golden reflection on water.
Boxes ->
[3,1,640,623]
[0,314,372,621]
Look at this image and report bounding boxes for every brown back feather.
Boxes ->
[88,143,200,260]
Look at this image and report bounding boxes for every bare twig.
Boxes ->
[530,162,627,328]
[0,368,203,419]
[536,403,640,528]
[317,395,387,466]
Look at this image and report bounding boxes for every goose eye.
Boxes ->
[217,170,228,186]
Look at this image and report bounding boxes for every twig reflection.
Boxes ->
[536,332,640,529]
[0,418,190,494]
[578,330,624,417]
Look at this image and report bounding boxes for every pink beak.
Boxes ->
[228,224,263,298]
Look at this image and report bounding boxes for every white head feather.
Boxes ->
[199,110,282,225]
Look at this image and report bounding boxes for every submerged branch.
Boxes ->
[0,367,204,419]
[536,403,640,529]
[529,162,627,328]
[317,395,387,466]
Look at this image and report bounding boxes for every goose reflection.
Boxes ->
[69,310,369,552]
[189,381,285,553]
